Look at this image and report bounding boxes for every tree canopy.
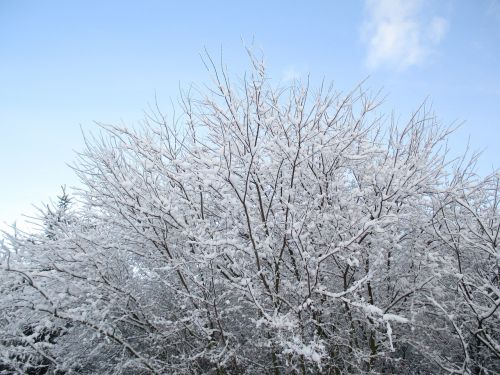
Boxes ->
[1,55,499,374]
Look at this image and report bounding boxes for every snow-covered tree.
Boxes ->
[1,54,498,374]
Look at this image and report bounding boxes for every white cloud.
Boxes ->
[428,16,448,43]
[362,0,448,70]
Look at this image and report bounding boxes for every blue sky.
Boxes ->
[1,0,499,231]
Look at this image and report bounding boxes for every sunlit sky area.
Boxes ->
[1,0,499,232]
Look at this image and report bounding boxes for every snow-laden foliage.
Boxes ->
[1,56,499,374]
